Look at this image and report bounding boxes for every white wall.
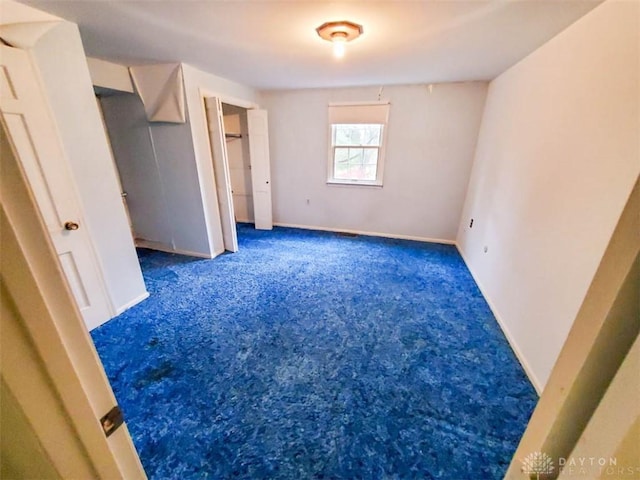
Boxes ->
[457,0,639,391]
[260,83,487,242]
[223,104,254,223]
[182,63,259,255]
[99,93,173,246]
[32,22,148,314]
[148,116,213,254]
[505,179,639,477]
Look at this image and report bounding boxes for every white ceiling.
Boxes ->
[21,0,602,91]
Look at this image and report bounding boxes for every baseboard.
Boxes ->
[135,239,213,259]
[456,245,543,395]
[273,222,456,246]
[115,291,150,315]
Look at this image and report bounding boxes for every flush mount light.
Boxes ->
[316,20,363,59]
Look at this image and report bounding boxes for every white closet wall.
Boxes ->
[99,93,173,247]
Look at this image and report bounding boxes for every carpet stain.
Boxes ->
[92,224,538,479]
[136,361,175,388]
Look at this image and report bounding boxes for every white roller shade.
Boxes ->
[328,102,390,125]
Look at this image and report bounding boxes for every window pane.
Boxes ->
[333,148,350,179]
[347,148,364,165]
[333,147,378,181]
[334,147,349,164]
[333,126,351,145]
[363,149,378,165]
[360,125,382,146]
[332,124,382,147]
[362,164,377,181]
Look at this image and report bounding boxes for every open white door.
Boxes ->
[205,96,238,252]
[247,109,273,230]
[0,45,112,330]
[1,109,146,479]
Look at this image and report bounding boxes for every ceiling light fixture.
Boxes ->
[316,20,363,59]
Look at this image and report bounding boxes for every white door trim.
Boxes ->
[205,95,238,252]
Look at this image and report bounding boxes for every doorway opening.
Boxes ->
[95,86,210,259]
[222,104,255,225]
[94,87,135,238]
[204,96,273,254]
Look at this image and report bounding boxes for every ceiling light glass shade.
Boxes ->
[331,33,347,58]
[316,21,363,59]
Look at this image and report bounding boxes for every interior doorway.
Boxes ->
[94,88,134,237]
[96,86,206,258]
[204,96,273,253]
[222,103,254,224]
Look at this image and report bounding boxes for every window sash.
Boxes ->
[332,146,379,182]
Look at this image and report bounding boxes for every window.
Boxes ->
[327,102,390,186]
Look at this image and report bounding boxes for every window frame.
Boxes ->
[326,101,390,187]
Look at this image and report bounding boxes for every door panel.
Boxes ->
[205,96,238,252]
[2,112,61,224]
[247,109,273,230]
[0,45,112,330]
[58,251,90,308]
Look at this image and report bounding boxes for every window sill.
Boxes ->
[326,180,383,188]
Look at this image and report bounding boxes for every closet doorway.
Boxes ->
[222,104,254,225]
[204,96,272,253]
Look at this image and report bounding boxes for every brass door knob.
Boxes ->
[64,221,79,231]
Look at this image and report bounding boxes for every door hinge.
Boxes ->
[100,405,124,437]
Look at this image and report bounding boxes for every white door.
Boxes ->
[205,96,238,252]
[247,109,273,230]
[0,45,112,330]
[2,109,146,478]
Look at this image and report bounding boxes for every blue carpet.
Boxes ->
[92,224,537,479]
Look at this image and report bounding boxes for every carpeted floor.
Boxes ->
[92,224,537,479]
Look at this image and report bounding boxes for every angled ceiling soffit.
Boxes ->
[129,63,186,124]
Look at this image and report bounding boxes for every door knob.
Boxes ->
[64,221,79,231]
